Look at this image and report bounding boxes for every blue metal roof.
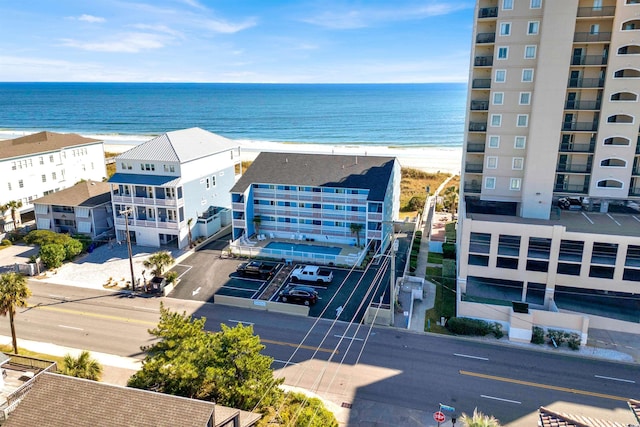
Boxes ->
[108,173,181,187]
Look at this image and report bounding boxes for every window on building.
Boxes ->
[491,114,502,127]
[519,92,531,105]
[528,21,539,35]
[488,136,500,148]
[487,156,498,169]
[497,47,509,59]
[211,175,216,187]
[49,155,54,163]
[485,177,496,189]
[590,24,600,35]
[510,178,522,190]
[517,114,529,127]
[11,162,16,170]
[530,0,541,8]
[470,232,492,253]
[493,92,504,105]
[500,22,511,36]
[525,45,537,59]
[7,183,11,191]
[522,69,534,82]
[495,69,506,82]
[514,136,526,149]
[512,157,524,170]
[52,172,57,180]
[18,180,24,188]
[206,178,211,189]
[41,174,46,183]
[503,0,513,10]
[39,157,44,165]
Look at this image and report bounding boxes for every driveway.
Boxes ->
[0,243,39,274]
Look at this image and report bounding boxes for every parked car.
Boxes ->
[557,197,583,210]
[236,261,279,279]
[279,285,319,306]
[290,265,333,283]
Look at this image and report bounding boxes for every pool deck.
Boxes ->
[236,234,362,258]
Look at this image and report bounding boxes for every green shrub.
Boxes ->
[492,323,504,339]
[446,317,491,336]
[404,195,425,212]
[531,326,545,344]
[567,333,581,350]
[40,243,66,268]
[165,271,178,284]
[442,243,456,259]
[409,260,417,272]
[0,239,11,246]
[546,329,567,347]
[442,259,456,278]
[415,230,423,238]
[63,239,83,261]
[411,249,419,257]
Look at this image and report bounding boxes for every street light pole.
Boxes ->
[390,231,398,326]
[119,207,136,294]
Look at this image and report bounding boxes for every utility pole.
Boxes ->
[119,207,136,294]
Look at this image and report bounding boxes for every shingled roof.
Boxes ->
[32,180,111,207]
[0,131,101,160]
[538,406,632,427]
[230,152,397,202]
[116,127,238,164]
[2,373,257,427]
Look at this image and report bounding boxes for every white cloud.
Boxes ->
[179,0,207,10]
[60,32,168,53]
[77,14,106,23]
[301,2,470,29]
[200,17,258,34]
[131,24,184,38]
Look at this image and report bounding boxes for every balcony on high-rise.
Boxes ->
[564,100,601,110]
[465,163,484,173]
[476,32,496,44]
[470,100,489,111]
[472,79,491,89]
[561,121,598,132]
[570,55,608,66]
[478,6,498,19]
[466,143,486,153]
[474,56,494,67]
[573,32,611,42]
[576,6,615,17]
[469,122,488,132]
[567,77,605,88]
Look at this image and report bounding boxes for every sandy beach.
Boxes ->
[104,139,462,175]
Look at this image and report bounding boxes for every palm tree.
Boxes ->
[0,272,31,354]
[61,350,103,381]
[143,251,175,278]
[253,214,262,235]
[2,200,23,228]
[443,185,459,220]
[350,223,363,247]
[459,408,501,427]
[187,218,194,248]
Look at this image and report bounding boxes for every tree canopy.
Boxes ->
[61,350,103,381]
[24,230,83,265]
[128,304,283,411]
[0,272,31,353]
[142,251,174,277]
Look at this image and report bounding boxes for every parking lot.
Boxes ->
[168,232,408,322]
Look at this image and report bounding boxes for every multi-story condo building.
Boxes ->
[460,0,640,340]
[230,152,400,260]
[0,132,106,229]
[108,128,241,249]
[32,180,113,239]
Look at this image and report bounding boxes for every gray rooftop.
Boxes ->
[116,127,238,164]
[3,372,219,427]
[32,180,111,207]
[0,131,101,160]
[231,152,397,201]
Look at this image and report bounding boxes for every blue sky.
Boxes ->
[0,0,475,83]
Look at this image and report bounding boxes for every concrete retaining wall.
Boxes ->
[215,295,309,316]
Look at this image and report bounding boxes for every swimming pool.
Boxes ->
[265,241,342,255]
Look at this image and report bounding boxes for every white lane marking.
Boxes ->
[59,325,83,331]
[481,395,521,404]
[581,212,594,224]
[228,319,255,325]
[273,359,298,366]
[177,265,192,279]
[334,334,364,341]
[222,286,254,292]
[606,214,621,226]
[454,353,489,361]
[192,287,201,296]
[633,215,640,223]
[134,306,158,312]
[595,375,635,384]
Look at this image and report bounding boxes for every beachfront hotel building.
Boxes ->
[229,152,400,264]
[108,128,241,249]
[459,0,640,340]
[0,132,106,231]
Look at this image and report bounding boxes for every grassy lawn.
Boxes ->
[400,168,454,218]
[427,252,443,264]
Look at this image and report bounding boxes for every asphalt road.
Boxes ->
[5,281,639,426]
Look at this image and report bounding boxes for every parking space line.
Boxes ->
[606,214,621,226]
[334,334,364,342]
[633,215,640,223]
[581,212,594,224]
[228,319,255,325]
[176,265,192,279]
[221,286,255,292]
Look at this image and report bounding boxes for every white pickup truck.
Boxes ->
[290,265,333,284]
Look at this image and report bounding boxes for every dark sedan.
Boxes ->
[279,285,319,306]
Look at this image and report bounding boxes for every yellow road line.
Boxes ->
[29,303,157,326]
[460,370,630,402]
[262,338,337,355]
[29,304,337,354]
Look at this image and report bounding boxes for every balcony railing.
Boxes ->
[554,184,589,193]
[629,188,640,197]
[568,77,605,88]
[573,32,611,42]
[466,143,486,153]
[633,167,640,176]
[564,100,601,110]
[469,122,488,132]
[576,6,615,17]
[476,32,496,44]
[464,184,482,194]
[474,56,493,67]
[478,6,498,18]
[561,122,598,131]
[465,163,484,173]
[558,143,595,153]
[556,164,592,173]
[232,202,244,211]
[571,55,608,66]
[472,79,491,89]
[470,100,489,110]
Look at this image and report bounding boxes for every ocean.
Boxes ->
[0,82,466,148]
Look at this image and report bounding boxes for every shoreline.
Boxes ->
[1,130,462,174]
